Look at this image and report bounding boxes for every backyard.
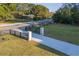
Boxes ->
[0,34,65,56]
[45,24,79,45]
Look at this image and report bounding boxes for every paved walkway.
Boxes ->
[1,22,79,56]
[10,28,79,56]
[0,23,29,27]
[0,23,30,30]
[32,33,79,56]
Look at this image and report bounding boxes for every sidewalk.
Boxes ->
[1,23,79,56]
[32,33,79,56]
[0,23,29,30]
[0,23,23,27]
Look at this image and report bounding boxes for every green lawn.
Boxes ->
[44,24,79,45]
[0,34,63,56]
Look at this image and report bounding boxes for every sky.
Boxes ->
[35,3,63,12]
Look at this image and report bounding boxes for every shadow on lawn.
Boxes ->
[36,43,68,56]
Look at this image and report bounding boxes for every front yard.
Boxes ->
[0,34,62,56]
[44,24,79,45]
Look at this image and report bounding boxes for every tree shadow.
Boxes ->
[36,43,68,56]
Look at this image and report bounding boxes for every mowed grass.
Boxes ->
[44,24,79,45]
[0,34,61,56]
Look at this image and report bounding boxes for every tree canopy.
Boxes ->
[0,3,53,22]
[53,3,79,25]
[0,4,14,21]
[31,5,52,20]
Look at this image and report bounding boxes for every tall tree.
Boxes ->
[31,5,50,20]
[53,3,79,25]
[0,4,14,21]
[16,3,35,14]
